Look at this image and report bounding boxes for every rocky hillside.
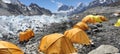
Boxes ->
[57,4,74,11]
[57,0,120,16]
[0,0,52,16]
[88,0,120,7]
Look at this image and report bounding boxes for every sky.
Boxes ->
[20,0,92,12]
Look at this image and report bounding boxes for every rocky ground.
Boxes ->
[77,13,120,54]
[19,12,120,54]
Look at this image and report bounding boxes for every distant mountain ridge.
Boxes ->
[0,0,52,16]
[88,0,120,7]
[58,4,74,11]
[57,0,120,16]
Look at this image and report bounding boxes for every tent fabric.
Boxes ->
[19,32,28,42]
[0,41,24,54]
[38,33,76,54]
[64,28,91,45]
[25,29,34,38]
[81,15,96,24]
[73,22,89,31]
[19,32,26,42]
[19,29,34,42]
[94,16,103,22]
[95,15,107,22]
[114,19,120,27]
[97,15,107,21]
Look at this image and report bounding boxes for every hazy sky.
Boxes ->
[20,0,92,12]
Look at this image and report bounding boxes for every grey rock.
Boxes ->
[115,53,120,54]
[88,45,119,54]
[0,33,3,38]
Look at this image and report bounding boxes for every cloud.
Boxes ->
[51,0,55,3]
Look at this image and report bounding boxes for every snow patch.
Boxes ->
[2,0,20,4]
[2,0,11,4]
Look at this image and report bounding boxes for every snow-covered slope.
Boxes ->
[56,0,120,16]
[88,0,120,7]
[58,4,74,11]
[0,0,52,16]
[2,0,20,5]
[57,2,86,16]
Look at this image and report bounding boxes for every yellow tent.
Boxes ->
[73,22,89,31]
[94,16,103,23]
[81,15,96,24]
[38,33,76,54]
[98,15,107,21]
[114,19,120,27]
[0,41,24,54]
[64,28,91,45]
[94,15,107,22]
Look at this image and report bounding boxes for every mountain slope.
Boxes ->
[0,0,52,16]
[88,0,120,7]
[56,0,120,16]
[58,4,74,11]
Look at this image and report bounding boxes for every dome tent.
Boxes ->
[19,32,28,42]
[94,15,107,23]
[38,33,76,54]
[19,28,34,43]
[64,28,91,45]
[73,22,89,31]
[114,19,120,27]
[25,29,34,39]
[82,15,96,24]
[0,41,24,54]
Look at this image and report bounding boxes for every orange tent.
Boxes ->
[19,29,34,43]
[73,22,89,31]
[0,41,24,54]
[25,29,34,38]
[81,15,96,24]
[64,28,91,45]
[19,31,30,42]
[19,32,26,42]
[38,33,76,54]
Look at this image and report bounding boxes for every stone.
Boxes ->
[88,45,119,54]
[0,33,3,38]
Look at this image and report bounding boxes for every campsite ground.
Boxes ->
[74,13,120,54]
[20,12,120,54]
[2,6,120,54]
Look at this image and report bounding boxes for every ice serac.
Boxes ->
[0,0,52,16]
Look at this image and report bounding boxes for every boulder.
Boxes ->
[88,45,119,54]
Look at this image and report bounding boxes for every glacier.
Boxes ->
[0,15,71,54]
[0,15,69,36]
